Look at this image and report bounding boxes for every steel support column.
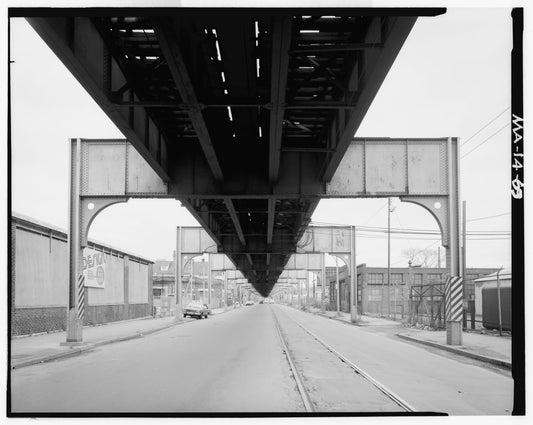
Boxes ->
[446,137,462,345]
[350,225,358,322]
[208,253,212,306]
[65,139,84,344]
[321,254,326,313]
[335,256,340,314]
[306,273,310,307]
[175,228,184,320]
[224,271,228,312]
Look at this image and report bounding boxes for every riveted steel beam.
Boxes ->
[224,199,247,247]
[152,17,224,181]
[321,16,418,182]
[289,43,384,54]
[268,16,292,182]
[267,198,276,245]
[26,17,170,182]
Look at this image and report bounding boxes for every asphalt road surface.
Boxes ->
[10,304,513,414]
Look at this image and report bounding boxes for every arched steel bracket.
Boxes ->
[80,197,128,246]
[329,253,351,275]
[400,196,449,247]
[66,138,170,343]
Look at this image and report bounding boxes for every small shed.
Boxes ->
[474,269,511,317]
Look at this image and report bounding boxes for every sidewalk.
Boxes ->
[306,306,512,369]
[10,306,232,370]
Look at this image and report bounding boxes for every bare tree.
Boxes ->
[402,247,441,268]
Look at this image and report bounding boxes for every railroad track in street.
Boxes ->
[271,306,416,413]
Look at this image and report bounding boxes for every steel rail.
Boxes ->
[274,307,417,412]
[270,309,315,412]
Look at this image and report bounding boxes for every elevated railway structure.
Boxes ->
[16,8,467,344]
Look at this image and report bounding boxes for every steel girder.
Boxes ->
[24,8,445,297]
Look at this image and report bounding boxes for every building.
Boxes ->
[326,263,498,327]
[152,259,176,317]
[154,256,242,313]
[11,213,154,336]
[474,269,512,319]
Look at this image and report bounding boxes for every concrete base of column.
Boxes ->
[350,305,358,323]
[175,304,184,321]
[446,321,463,345]
[65,309,83,343]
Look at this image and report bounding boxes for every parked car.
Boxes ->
[184,301,210,319]
[245,300,254,306]
[234,302,241,308]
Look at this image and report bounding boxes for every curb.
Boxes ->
[314,311,367,327]
[397,333,512,370]
[11,344,98,369]
[11,319,191,370]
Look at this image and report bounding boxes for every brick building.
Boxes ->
[327,264,498,324]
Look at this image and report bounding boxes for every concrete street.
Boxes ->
[11,306,302,413]
[10,304,513,414]
[279,305,513,415]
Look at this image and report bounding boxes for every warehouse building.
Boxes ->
[10,214,154,336]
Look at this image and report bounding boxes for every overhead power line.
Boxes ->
[357,234,509,241]
[467,212,511,222]
[461,106,510,147]
[461,122,510,159]
[310,222,509,236]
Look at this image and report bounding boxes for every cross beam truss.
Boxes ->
[67,136,461,345]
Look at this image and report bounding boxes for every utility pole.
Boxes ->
[387,197,394,317]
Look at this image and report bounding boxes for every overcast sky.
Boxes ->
[9,7,515,270]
